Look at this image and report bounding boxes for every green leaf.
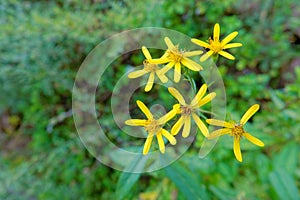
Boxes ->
[209,185,237,200]
[115,155,148,200]
[164,161,209,200]
[273,142,298,174]
[269,169,299,200]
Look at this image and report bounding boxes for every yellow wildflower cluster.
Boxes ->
[125,23,264,162]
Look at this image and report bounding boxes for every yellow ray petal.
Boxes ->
[128,69,148,79]
[125,119,147,126]
[182,50,203,57]
[214,23,220,41]
[161,129,177,145]
[181,57,202,71]
[160,51,169,59]
[156,71,168,83]
[191,38,210,49]
[244,132,264,147]
[168,87,186,105]
[218,50,235,60]
[182,116,191,138]
[233,137,242,162]
[137,100,153,119]
[174,62,181,83]
[171,116,184,136]
[156,131,165,154]
[158,61,174,75]
[164,37,175,49]
[223,43,243,49]
[142,46,152,60]
[192,113,209,137]
[191,84,207,106]
[145,72,155,92]
[221,31,238,45]
[206,119,234,128]
[157,108,177,125]
[200,50,214,62]
[143,134,154,155]
[240,104,260,125]
[148,58,170,64]
[198,92,216,107]
[207,128,231,139]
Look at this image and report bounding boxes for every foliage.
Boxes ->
[0,0,299,199]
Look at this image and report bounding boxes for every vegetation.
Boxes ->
[0,0,299,199]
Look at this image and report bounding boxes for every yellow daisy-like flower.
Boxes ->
[191,23,242,62]
[169,84,216,138]
[150,37,203,83]
[128,46,168,92]
[125,100,178,155]
[206,104,265,162]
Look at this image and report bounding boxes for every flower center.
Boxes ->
[231,124,245,137]
[144,60,158,72]
[145,119,161,133]
[180,105,192,116]
[168,46,184,62]
[208,38,223,53]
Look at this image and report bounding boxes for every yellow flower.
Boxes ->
[168,84,216,138]
[150,37,203,83]
[191,23,242,62]
[128,46,168,92]
[125,100,178,155]
[206,104,265,162]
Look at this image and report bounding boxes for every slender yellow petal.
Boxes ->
[200,50,214,62]
[128,69,148,79]
[223,43,242,49]
[206,119,234,128]
[156,131,165,154]
[145,72,155,92]
[240,104,260,125]
[171,116,184,136]
[233,137,242,162]
[168,87,186,105]
[183,50,203,57]
[221,31,238,45]
[148,58,170,64]
[158,61,174,75]
[156,71,168,83]
[214,23,220,41]
[218,50,235,60]
[182,116,191,138]
[137,100,153,119]
[157,108,177,125]
[181,57,202,71]
[190,84,207,106]
[160,51,169,59]
[125,119,147,126]
[161,129,176,145]
[164,37,175,49]
[174,62,181,83]
[244,132,264,147]
[192,113,209,137]
[142,46,152,60]
[198,92,216,107]
[207,128,231,139]
[191,38,210,49]
[143,134,153,155]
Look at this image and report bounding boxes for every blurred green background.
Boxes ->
[0,0,299,199]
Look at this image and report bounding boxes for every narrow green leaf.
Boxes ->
[273,142,298,174]
[164,162,209,200]
[269,169,299,200]
[209,185,236,200]
[115,155,148,200]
